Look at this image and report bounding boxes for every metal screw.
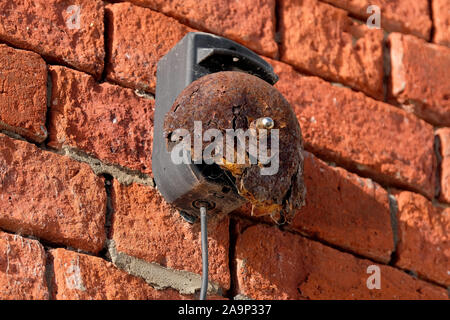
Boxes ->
[256,117,275,129]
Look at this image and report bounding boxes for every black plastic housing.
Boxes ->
[153,32,278,221]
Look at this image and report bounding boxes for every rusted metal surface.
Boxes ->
[164,71,306,223]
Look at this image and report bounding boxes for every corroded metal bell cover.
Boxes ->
[164,71,306,223]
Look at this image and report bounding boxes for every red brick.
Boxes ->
[0,44,47,143]
[0,231,48,300]
[293,152,393,262]
[0,0,104,77]
[279,0,384,99]
[105,3,193,93]
[433,0,450,46]
[110,180,230,290]
[235,224,448,299]
[388,33,450,126]
[234,152,394,263]
[50,248,187,300]
[0,134,106,253]
[394,191,450,287]
[266,57,436,199]
[437,128,450,203]
[323,0,431,40]
[48,66,154,175]
[128,0,277,58]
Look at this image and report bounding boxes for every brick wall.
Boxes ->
[0,0,448,300]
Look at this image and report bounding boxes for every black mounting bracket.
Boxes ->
[152,32,278,222]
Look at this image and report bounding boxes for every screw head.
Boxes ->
[257,117,275,129]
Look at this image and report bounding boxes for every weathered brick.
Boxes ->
[293,152,393,262]
[110,180,230,290]
[0,134,106,253]
[0,231,48,300]
[279,0,384,99]
[128,0,277,58]
[50,248,186,299]
[0,0,104,77]
[266,57,436,199]
[105,3,193,93]
[433,0,450,46]
[437,128,450,203]
[323,0,431,40]
[0,44,47,143]
[48,66,154,175]
[393,191,450,287]
[388,33,450,126]
[233,152,394,263]
[235,224,448,299]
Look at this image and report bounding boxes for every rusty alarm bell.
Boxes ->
[153,32,305,224]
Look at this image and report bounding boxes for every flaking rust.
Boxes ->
[164,71,306,223]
